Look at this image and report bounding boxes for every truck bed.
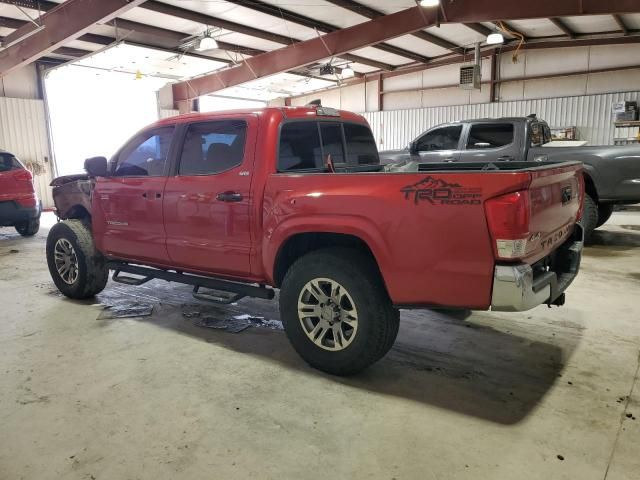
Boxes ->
[263,160,583,309]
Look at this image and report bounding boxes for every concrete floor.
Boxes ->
[0,211,639,480]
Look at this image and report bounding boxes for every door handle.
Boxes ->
[443,158,456,162]
[498,155,514,161]
[216,191,243,202]
[142,192,147,198]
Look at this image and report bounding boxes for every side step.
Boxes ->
[106,261,275,302]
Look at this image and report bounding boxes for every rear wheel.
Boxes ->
[595,203,614,229]
[580,194,598,243]
[15,218,39,236]
[279,248,399,376]
[46,220,108,299]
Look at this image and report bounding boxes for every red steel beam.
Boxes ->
[442,0,640,22]
[0,0,146,77]
[173,6,439,102]
[173,1,640,103]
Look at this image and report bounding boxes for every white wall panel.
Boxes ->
[363,91,640,150]
[365,79,379,112]
[586,69,640,94]
[0,97,54,208]
[523,75,589,99]
[340,83,366,113]
[0,65,39,100]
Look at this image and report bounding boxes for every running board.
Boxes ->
[105,262,275,301]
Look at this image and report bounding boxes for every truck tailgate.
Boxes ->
[524,162,583,264]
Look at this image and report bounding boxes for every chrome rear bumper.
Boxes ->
[491,225,583,312]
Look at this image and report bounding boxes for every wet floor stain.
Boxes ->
[621,224,640,232]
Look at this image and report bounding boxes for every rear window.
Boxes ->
[279,122,323,171]
[278,121,378,172]
[344,123,378,165]
[466,123,514,149]
[0,153,23,172]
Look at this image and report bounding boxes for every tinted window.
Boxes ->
[114,127,174,177]
[179,120,246,175]
[0,153,22,172]
[278,122,322,171]
[467,123,514,149]
[344,123,378,165]
[416,126,462,151]
[319,123,345,165]
[530,122,548,147]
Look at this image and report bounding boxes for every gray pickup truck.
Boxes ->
[379,115,640,240]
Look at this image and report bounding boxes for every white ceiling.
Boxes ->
[1,1,638,100]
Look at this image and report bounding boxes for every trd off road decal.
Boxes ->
[401,176,482,206]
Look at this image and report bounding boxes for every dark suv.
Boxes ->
[0,150,41,236]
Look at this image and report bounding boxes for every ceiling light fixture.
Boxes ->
[197,32,218,51]
[342,65,354,78]
[418,0,440,7]
[486,32,504,45]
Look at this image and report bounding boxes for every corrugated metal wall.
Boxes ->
[0,97,54,208]
[363,91,640,151]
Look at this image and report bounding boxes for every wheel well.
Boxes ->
[63,205,91,220]
[583,173,598,201]
[273,232,379,287]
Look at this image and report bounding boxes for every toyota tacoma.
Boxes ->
[47,106,584,375]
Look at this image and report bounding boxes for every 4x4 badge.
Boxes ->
[401,176,482,205]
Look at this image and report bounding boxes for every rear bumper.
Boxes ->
[491,224,583,312]
[0,200,41,226]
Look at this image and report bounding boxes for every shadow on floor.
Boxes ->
[586,228,640,250]
[47,278,583,426]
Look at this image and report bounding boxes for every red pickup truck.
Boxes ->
[47,106,584,375]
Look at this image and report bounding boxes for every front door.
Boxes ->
[92,126,174,264]
[413,125,462,162]
[163,117,256,277]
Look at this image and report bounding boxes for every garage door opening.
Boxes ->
[45,64,168,176]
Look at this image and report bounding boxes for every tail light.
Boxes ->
[485,190,531,260]
[576,175,585,221]
[13,168,33,182]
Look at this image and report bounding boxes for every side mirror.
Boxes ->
[84,156,108,177]
[408,141,418,154]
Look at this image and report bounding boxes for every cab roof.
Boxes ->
[154,106,368,128]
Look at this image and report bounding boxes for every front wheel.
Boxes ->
[279,248,399,376]
[46,219,108,299]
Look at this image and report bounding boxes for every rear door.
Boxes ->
[92,126,174,263]
[413,125,462,162]
[459,122,519,162]
[163,117,256,277]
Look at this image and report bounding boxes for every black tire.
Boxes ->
[279,247,399,376]
[46,219,108,299]
[580,194,598,243]
[595,203,614,229]
[15,218,39,236]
